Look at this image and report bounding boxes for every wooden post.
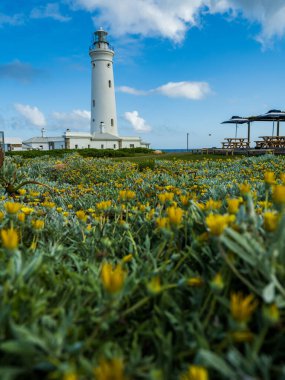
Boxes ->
[247,122,250,147]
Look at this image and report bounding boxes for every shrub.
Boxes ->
[137,159,156,171]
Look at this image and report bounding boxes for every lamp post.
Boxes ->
[187,133,189,152]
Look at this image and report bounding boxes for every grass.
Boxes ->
[114,152,243,162]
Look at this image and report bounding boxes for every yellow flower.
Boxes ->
[264,171,275,185]
[63,373,78,380]
[101,262,126,293]
[56,207,63,213]
[96,200,112,210]
[1,227,18,250]
[239,183,250,195]
[122,254,133,263]
[187,277,204,287]
[30,191,40,197]
[180,195,189,206]
[156,217,169,229]
[263,303,280,324]
[205,198,222,211]
[119,190,136,201]
[280,173,285,184]
[180,365,209,380]
[205,213,229,236]
[4,202,22,214]
[18,213,26,222]
[257,201,272,209]
[67,204,73,209]
[0,211,4,221]
[272,185,285,204]
[76,210,87,222]
[18,189,26,195]
[158,192,174,203]
[32,220,45,230]
[42,201,55,208]
[21,207,34,215]
[147,277,162,294]
[227,198,240,214]
[230,293,258,324]
[166,206,184,225]
[93,357,127,380]
[263,212,279,232]
[211,272,224,291]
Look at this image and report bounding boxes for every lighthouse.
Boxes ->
[89,28,118,136]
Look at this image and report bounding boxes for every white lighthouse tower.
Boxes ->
[89,28,118,136]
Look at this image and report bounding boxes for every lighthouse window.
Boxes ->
[101,144,104,149]
[107,63,111,68]
[93,118,95,122]
[111,118,114,126]
[93,63,95,68]
[108,80,112,88]
[93,100,95,107]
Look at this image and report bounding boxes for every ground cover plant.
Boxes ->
[0,153,285,380]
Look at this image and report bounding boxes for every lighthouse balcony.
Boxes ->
[89,43,114,52]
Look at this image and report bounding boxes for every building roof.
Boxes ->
[4,137,22,144]
[23,136,64,143]
[91,133,121,141]
[65,131,92,138]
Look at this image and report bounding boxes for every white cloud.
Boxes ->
[229,0,285,46]
[118,81,211,100]
[51,109,91,129]
[117,86,147,95]
[31,3,71,22]
[14,104,46,127]
[124,111,151,132]
[69,0,285,46]
[154,81,211,100]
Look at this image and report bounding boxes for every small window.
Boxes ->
[93,100,95,107]
[88,144,90,148]
[113,144,116,149]
[75,144,78,149]
[92,118,95,122]
[107,63,111,68]
[108,80,112,88]
[92,63,95,68]
[130,144,135,148]
[101,144,104,149]
[111,118,114,126]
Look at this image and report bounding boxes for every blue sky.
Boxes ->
[1,0,285,148]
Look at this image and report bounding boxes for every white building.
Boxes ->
[4,137,23,152]
[23,136,65,150]
[18,29,150,151]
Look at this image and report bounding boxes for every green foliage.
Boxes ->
[0,154,284,379]
[7,147,153,159]
[137,159,156,171]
